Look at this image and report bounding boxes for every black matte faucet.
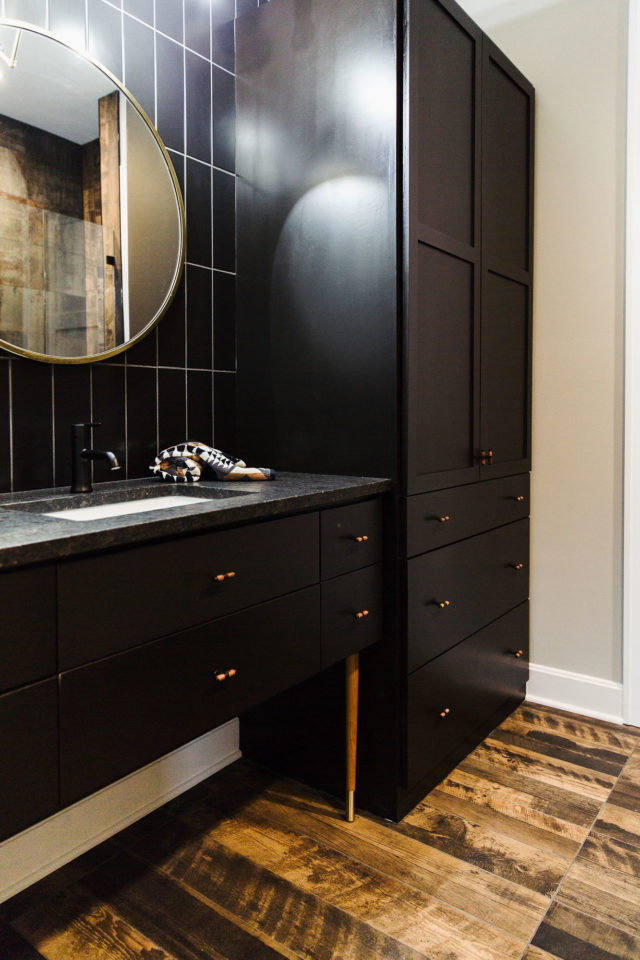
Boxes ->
[71,422,121,493]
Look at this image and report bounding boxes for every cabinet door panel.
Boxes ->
[321,564,383,668]
[321,499,383,579]
[0,565,56,694]
[60,587,321,805]
[407,243,479,492]
[480,272,530,475]
[411,0,479,246]
[0,679,59,841]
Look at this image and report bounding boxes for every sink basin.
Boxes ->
[0,482,256,520]
[43,495,208,521]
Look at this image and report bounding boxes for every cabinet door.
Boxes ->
[406,0,482,494]
[479,39,534,479]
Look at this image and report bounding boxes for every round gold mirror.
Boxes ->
[0,20,185,363]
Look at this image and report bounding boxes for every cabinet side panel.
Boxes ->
[235,0,398,478]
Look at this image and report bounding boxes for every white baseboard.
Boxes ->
[0,719,241,904]
[526,662,624,725]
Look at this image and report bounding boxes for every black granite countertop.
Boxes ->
[0,473,392,570]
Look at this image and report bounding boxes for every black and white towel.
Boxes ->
[150,441,275,482]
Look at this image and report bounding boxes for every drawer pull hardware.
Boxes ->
[512,495,525,502]
[511,562,525,571]
[514,649,525,658]
[213,571,236,582]
[355,609,370,619]
[439,707,451,718]
[437,600,451,608]
[438,515,451,523]
[478,449,494,466]
[354,535,369,543]
[215,668,237,681]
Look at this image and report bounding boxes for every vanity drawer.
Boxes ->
[0,565,56,694]
[58,512,319,669]
[321,564,383,669]
[407,602,529,788]
[406,474,529,557]
[60,586,321,805]
[321,499,382,579]
[0,678,59,841]
[408,519,529,672]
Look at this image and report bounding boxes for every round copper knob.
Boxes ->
[215,669,237,681]
[354,535,369,543]
[214,571,236,582]
[439,707,451,718]
[512,562,525,571]
[438,600,451,608]
[514,650,524,659]
[438,515,451,523]
[513,495,525,502]
[355,609,370,619]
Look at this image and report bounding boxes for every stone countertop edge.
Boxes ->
[0,473,393,570]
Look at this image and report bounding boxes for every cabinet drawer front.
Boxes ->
[407,602,529,788]
[0,678,59,841]
[321,499,382,579]
[60,587,321,805]
[321,564,383,669]
[58,512,319,669]
[408,518,529,672]
[406,474,529,557]
[0,566,56,694]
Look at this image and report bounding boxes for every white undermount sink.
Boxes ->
[43,495,211,521]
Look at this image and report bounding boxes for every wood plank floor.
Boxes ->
[2,702,640,960]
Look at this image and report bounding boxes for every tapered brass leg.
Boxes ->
[345,652,359,822]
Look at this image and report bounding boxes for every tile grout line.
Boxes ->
[514,735,640,960]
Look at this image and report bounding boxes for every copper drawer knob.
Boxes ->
[215,668,237,681]
[514,649,524,658]
[439,707,451,718]
[354,535,369,543]
[480,449,494,465]
[438,600,451,608]
[512,495,525,502]
[438,515,451,523]
[214,571,236,582]
[511,562,525,571]
[355,609,370,619]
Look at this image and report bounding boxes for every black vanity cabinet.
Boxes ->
[236,0,533,818]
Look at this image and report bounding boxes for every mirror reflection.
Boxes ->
[0,22,184,362]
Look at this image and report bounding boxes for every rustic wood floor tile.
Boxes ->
[556,855,640,937]
[458,757,601,829]
[0,922,47,960]
[531,900,640,960]
[427,776,583,858]
[515,704,640,752]
[472,738,615,801]
[200,770,549,942]
[11,885,180,960]
[592,802,640,850]
[490,724,628,777]
[395,801,570,897]
[522,946,562,960]
[608,749,640,813]
[578,833,640,884]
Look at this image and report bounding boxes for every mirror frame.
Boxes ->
[0,19,186,364]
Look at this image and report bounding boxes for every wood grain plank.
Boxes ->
[531,900,640,960]
[128,818,446,960]
[592,802,640,850]
[199,769,549,942]
[516,703,640,751]
[472,738,615,801]
[147,792,528,960]
[556,855,640,937]
[396,802,569,896]
[579,833,640,882]
[11,885,180,960]
[608,749,640,812]
[458,757,601,828]
[429,771,583,857]
[500,715,631,768]
[522,947,561,960]
[490,725,627,777]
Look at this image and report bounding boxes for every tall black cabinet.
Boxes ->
[236,0,534,820]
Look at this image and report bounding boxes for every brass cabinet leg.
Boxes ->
[345,651,359,822]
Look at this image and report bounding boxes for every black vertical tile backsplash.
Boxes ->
[2,0,238,493]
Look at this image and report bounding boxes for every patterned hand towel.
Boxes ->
[150,441,275,482]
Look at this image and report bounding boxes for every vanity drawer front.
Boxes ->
[406,474,529,557]
[0,678,59,841]
[58,512,319,669]
[407,602,529,788]
[321,499,383,579]
[321,564,383,669]
[0,565,56,694]
[59,586,321,805]
[408,519,529,672]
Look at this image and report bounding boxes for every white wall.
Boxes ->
[458,0,628,691]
